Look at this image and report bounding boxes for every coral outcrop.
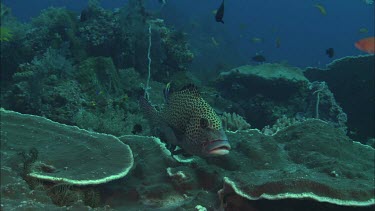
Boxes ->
[215,63,349,134]
[215,63,309,128]
[304,55,375,142]
[1,1,195,136]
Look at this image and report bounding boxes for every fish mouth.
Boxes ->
[206,140,231,156]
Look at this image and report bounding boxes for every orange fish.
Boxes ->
[355,37,375,54]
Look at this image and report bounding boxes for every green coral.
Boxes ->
[1,2,11,18]
[0,26,13,41]
[78,1,116,47]
[118,67,143,94]
[76,57,122,97]
[74,105,149,136]
[19,46,74,78]
[74,105,126,135]
[24,7,82,58]
[31,7,77,41]
[159,29,194,70]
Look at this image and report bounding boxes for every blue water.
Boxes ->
[3,0,374,69]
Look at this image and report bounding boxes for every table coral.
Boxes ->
[0,108,133,185]
[219,120,374,208]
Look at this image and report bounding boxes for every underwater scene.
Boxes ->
[0,0,374,210]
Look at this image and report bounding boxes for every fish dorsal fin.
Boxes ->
[163,82,172,103]
[177,84,201,98]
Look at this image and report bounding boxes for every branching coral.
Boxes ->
[16,46,74,80]
[25,7,79,54]
[6,46,77,119]
[159,28,194,71]
[221,112,251,132]
[74,104,126,136]
[78,1,116,48]
[262,115,302,135]
[47,183,81,207]
[74,104,149,136]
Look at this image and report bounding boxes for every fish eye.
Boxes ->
[200,118,209,128]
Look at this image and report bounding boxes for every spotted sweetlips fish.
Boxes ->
[139,84,231,157]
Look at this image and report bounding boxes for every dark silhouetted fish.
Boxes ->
[252,54,266,62]
[326,48,334,58]
[131,124,143,135]
[80,8,89,22]
[139,84,231,157]
[275,37,281,48]
[215,0,225,24]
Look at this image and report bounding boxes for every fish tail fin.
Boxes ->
[139,96,159,124]
[139,96,179,145]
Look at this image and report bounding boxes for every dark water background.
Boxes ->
[3,0,374,71]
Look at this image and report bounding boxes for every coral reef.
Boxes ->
[1,1,374,210]
[304,55,375,142]
[76,0,193,82]
[24,7,82,59]
[215,63,310,128]
[0,4,32,81]
[74,104,150,136]
[261,115,303,135]
[3,46,81,124]
[159,28,195,71]
[1,1,195,137]
[221,120,374,208]
[79,1,116,47]
[306,81,348,132]
[2,111,373,210]
[215,63,349,135]
[0,26,13,41]
[75,56,122,96]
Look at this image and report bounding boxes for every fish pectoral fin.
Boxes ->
[165,144,191,157]
[160,124,179,145]
[172,148,185,155]
[166,143,178,152]
[172,148,193,157]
